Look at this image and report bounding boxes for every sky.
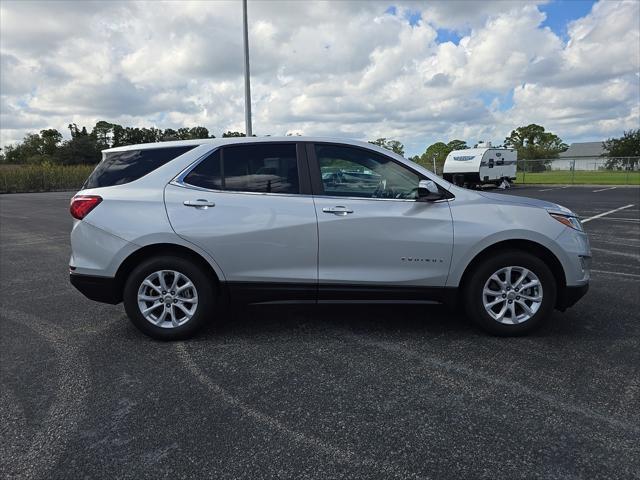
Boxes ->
[0,0,638,156]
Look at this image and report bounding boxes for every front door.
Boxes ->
[309,143,454,292]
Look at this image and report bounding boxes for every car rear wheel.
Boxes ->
[123,256,215,340]
[463,250,557,336]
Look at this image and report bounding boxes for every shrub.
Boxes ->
[0,164,94,193]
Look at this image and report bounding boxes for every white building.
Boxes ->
[551,142,608,171]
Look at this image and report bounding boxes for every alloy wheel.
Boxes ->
[137,270,198,328]
[482,266,543,325]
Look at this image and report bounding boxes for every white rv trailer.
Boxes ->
[443,142,517,187]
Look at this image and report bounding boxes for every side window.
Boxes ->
[182,150,222,190]
[183,144,299,194]
[84,145,197,189]
[223,144,298,194]
[315,144,420,199]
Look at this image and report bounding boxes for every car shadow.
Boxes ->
[191,301,594,343]
[199,303,474,339]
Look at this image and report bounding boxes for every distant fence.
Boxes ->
[515,157,639,185]
[423,157,640,185]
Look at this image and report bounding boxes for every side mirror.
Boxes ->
[417,180,444,201]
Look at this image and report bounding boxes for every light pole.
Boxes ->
[242,0,253,136]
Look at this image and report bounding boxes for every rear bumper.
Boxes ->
[70,273,121,304]
[557,283,589,311]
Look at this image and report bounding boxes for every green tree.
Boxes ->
[171,126,211,140]
[504,124,568,159]
[161,128,179,141]
[446,139,468,151]
[222,131,246,137]
[55,123,99,164]
[368,138,405,156]
[12,134,41,163]
[122,127,146,145]
[110,124,124,147]
[175,127,191,140]
[1,144,18,163]
[140,127,163,143]
[2,144,20,163]
[0,130,63,164]
[55,135,99,165]
[40,129,63,156]
[1,122,218,166]
[68,124,90,139]
[411,139,468,173]
[91,121,115,150]
[504,124,567,172]
[189,126,211,139]
[418,142,450,172]
[603,129,640,170]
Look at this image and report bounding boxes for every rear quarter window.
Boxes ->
[182,143,299,194]
[83,145,196,189]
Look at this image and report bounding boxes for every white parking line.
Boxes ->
[593,186,617,193]
[582,204,635,224]
[591,269,640,279]
[590,247,640,260]
[538,186,570,192]
[589,217,640,223]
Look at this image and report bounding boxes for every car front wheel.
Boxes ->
[123,256,215,340]
[463,250,557,336]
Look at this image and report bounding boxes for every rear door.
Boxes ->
[308,143,454,294]
[164,142,318,299]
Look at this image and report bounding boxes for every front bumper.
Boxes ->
[70,272,121,304]
[556,283,589,311]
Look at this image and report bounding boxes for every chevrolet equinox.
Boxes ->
[69,137,590,339]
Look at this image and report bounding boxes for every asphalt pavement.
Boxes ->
[0,186,639,479]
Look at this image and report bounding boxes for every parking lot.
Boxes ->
[1,185,639,479]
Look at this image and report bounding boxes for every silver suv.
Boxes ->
[69,137,590,339]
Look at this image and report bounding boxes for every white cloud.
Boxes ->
[0,0,638,155]
[418,0,548,31]
[558,0,640,86]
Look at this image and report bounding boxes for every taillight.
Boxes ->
[70,195,102,220]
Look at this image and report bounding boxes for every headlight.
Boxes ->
[550,213,584,232]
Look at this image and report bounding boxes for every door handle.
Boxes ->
[322,206,353,216]
[184,199,215,209]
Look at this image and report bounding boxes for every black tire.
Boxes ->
[123,255,216,340]
[463,250,557,336]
